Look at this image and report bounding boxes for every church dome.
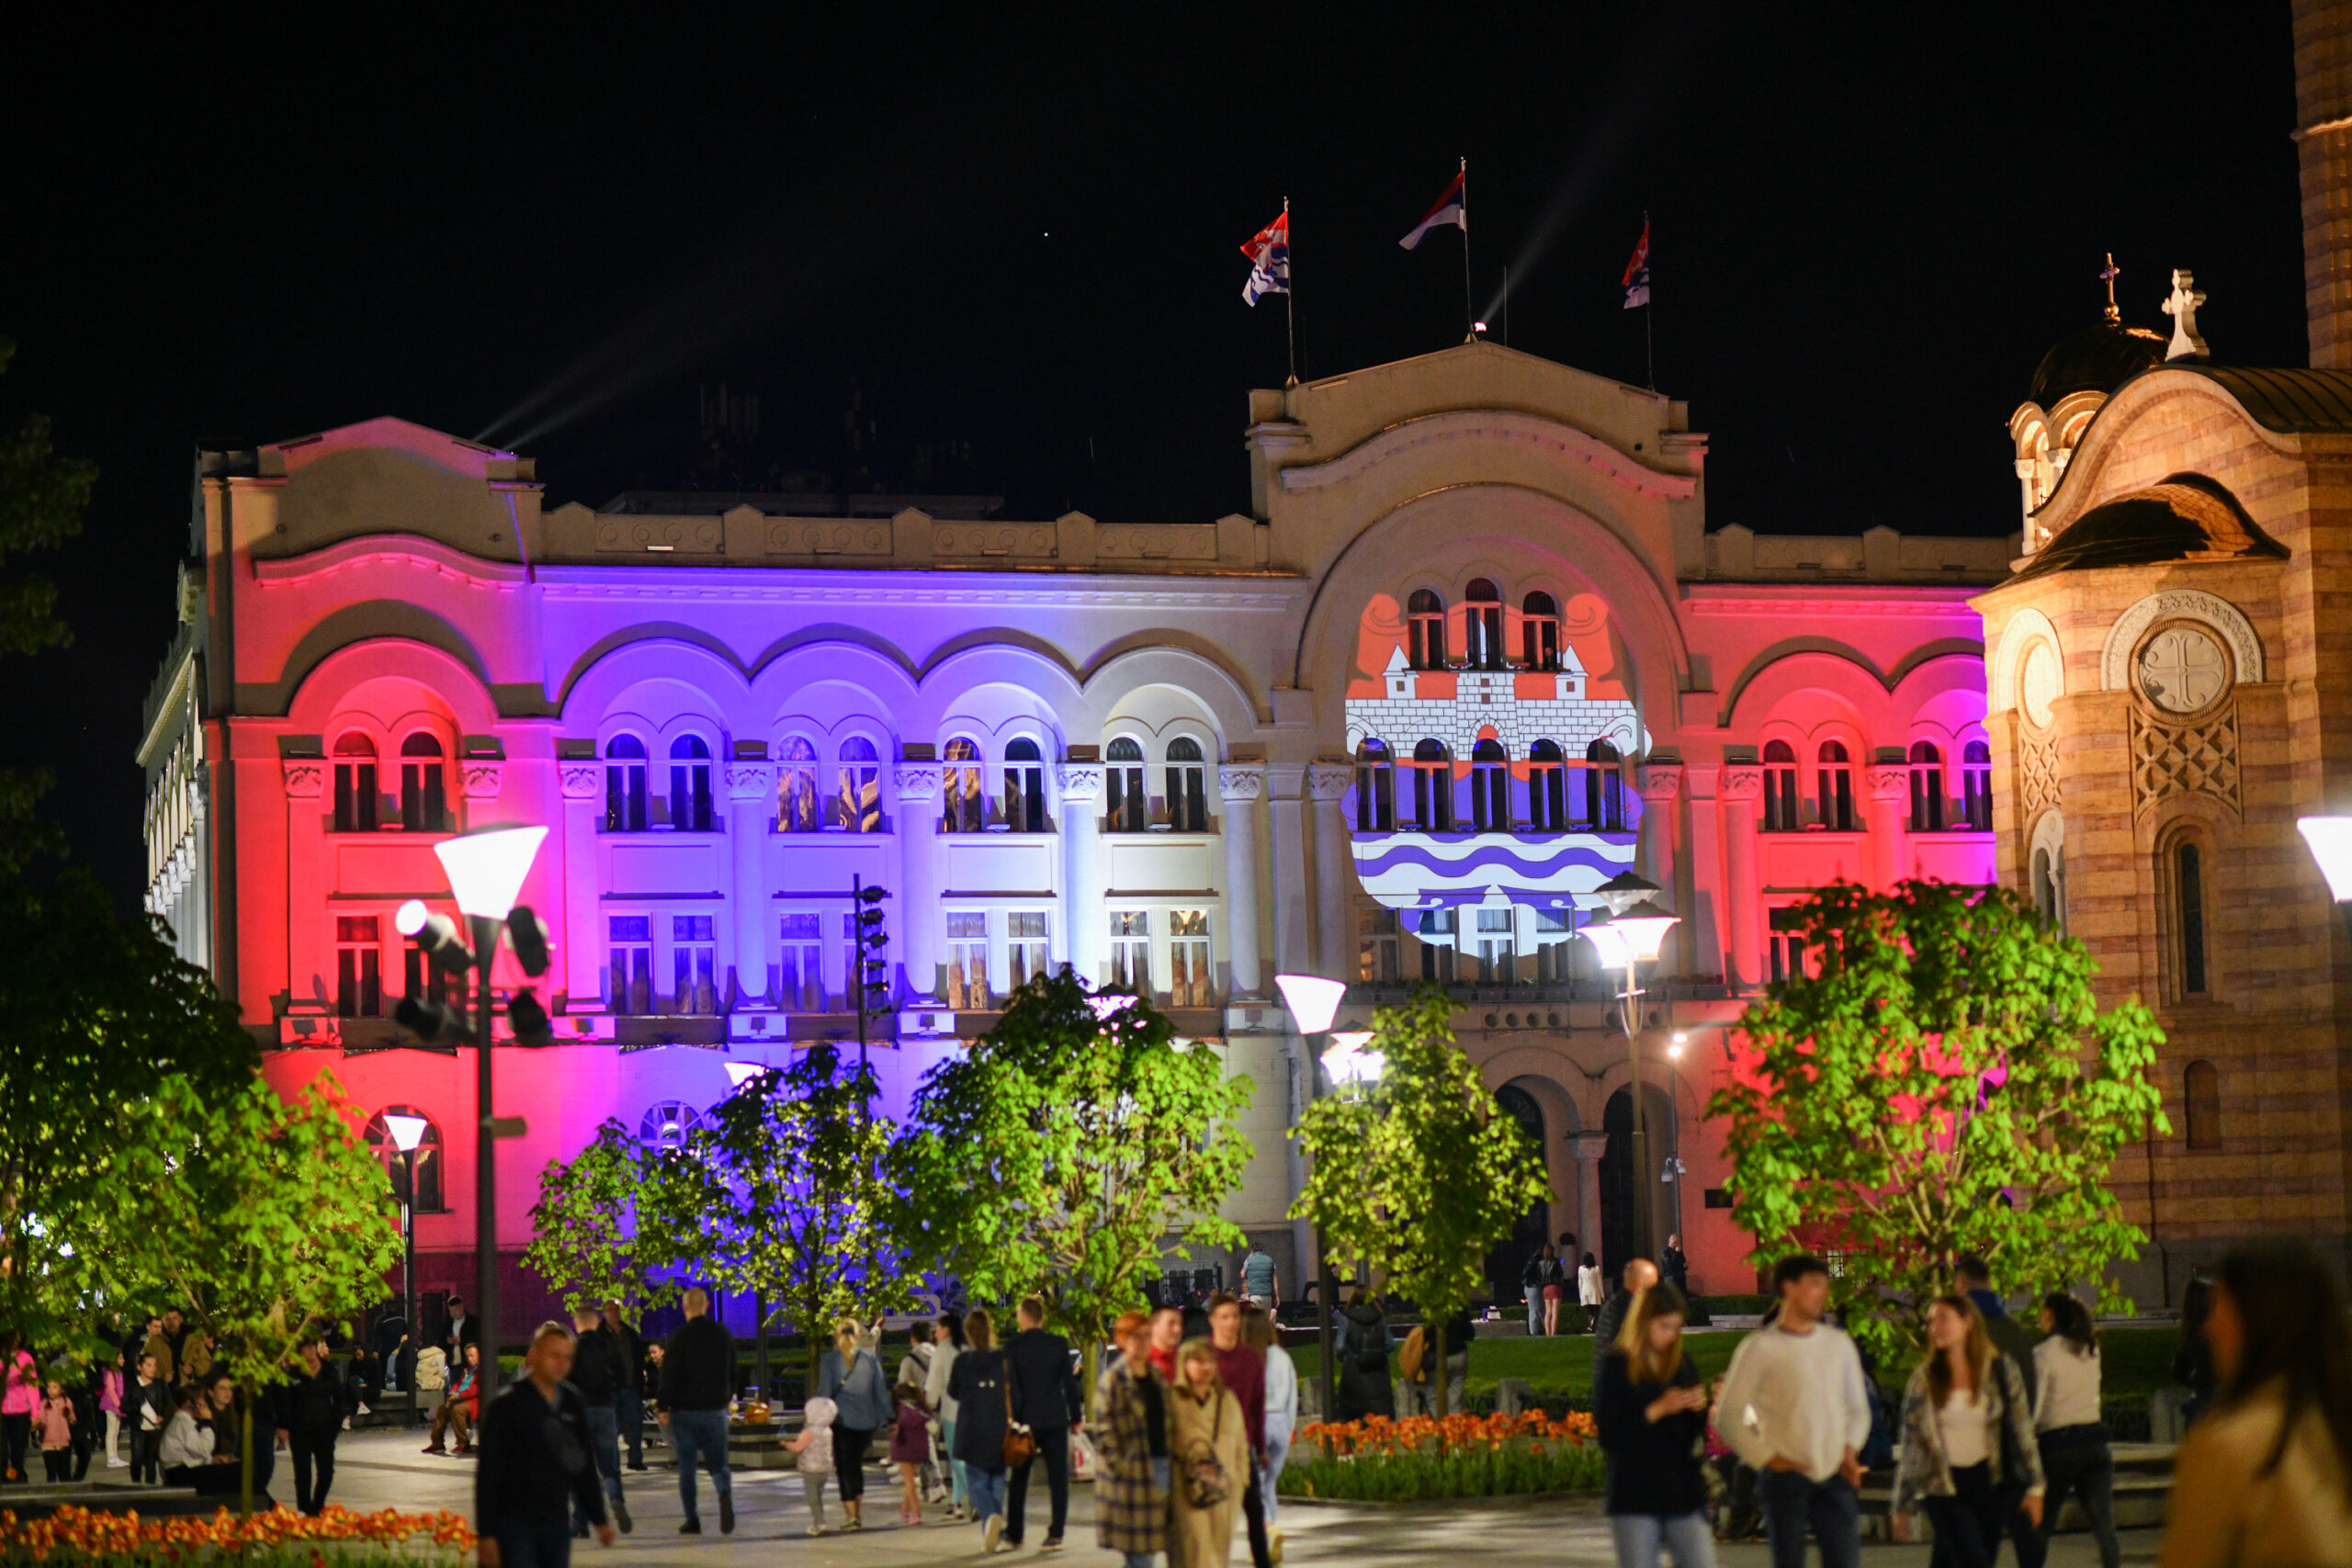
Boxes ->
[2008,472,2286,584]
[2028,318,2167,407]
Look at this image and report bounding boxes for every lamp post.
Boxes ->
[383,1111,428,1400]
[1275,972,1349,1423]
[1580,872,1679,1269]
[1662,1033,1688,1249]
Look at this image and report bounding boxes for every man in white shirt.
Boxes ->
[1713,1255,1873,1568]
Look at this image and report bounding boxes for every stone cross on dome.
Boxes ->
[2163,268,2209,361]
[2100,253,2121,322]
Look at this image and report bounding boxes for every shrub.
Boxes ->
[0,1504,472,1565]
[1280,1411,1603,1501]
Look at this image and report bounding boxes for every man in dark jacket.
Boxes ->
[273,1334,349,1515]
[477,1322,613,1568]
[566,1306,631,1536]
[1589,1257,1659,1388]
[1001,1295,1083,1552]
[601,1300,646,1471]
[654,1287,735,1536]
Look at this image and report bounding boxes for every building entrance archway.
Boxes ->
[1600,1084,1673,1286]
[1485,1084,1551,1313]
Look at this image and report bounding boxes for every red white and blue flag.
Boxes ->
[1398,169,1466,251]
[1623,219,1651,309]
[1241,209,1290,306]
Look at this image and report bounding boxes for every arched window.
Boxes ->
[1465,579,1505,671]
[1355,740,1396,831]
[942,737,983,833]
[1521,592,1561,671]
[1817,741,1855,831]
[2184,1060,2221,1150]
[1908,741,1945,831]
[1471,738,1510,831]
[1166,737,1207,831]
[639,1100,706,1154]
[1962,739,1992,831]
[1412,739,1453,831]
[1528,739,1566,830]
[604,735,649,832]
[1762,740,1799,831]
[669,735,714,832]
[776,736,819,832]
[837,737,881,833]
[1586,739,1623,830]
[363,1106,444,1213]
[333,733,379,833]
[399,734,447,831]
[1003,738,1046,833]
[2032,841,2066,931]
[2175,840,2209,997]
[1408,590,1447,671]
[1106,737,1147,832]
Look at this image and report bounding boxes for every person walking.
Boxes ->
[1208,1293,1272,1568]
[1712,1255,1872,1568]
[946,1308,1012,1554]
[655,1286,736,1537]
[1170,1337,1251,1568]
[1661,1235,1690,1295]
[600,1301,647,1472]
[1541,1245,1568,1337]
[1952,1254,2044,1568]
[2033,1293,2119,1568]
[566,1306,632,1536]
[1240,1243,1280,1311]
[476,1322,614,1568]
[1597,1280,1716,1568]
[923,1314,968,1520]
[783,1393,838,1535]
[0,1334,36,1483]
[1333,1287,1393,1421]
[1890,1295,2043,1568]
[891,1378,932,1527]
[2155,1239,2352,1567]
[1246,1304,1298,1560]
[1578,1252,1606,1324]
[128,1351,168,1484]
[2172,1270,2218,1428]
[37,1379,75,1483]
[95,1345,125,1469]
[1593,1258,1660,1388]
[276,1333,350,1516]
[1521,1246,1549,1337]
[816,1316,890,1534]
[1001,1294,1083,1552]
[1095,1311,1170,1568]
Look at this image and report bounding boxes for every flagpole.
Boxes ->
[1460,156,1475,343]
[1644,209,1656,390]
[1283,197,1298,388]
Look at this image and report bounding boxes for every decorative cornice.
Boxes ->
[1275,409,1699,500]
[282,761,324,800]
[1306,765,1353,802]
[560,763,602,800]
[1055,765,1104,802]
[725,764,774,801]
[1634,763,1683,801]
[1868,765,1910,802]
[461,762,503,800]
[891,766,943,801]
[1217,765,1267,803]
[1718,767,1764,802]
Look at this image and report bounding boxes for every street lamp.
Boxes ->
[1661,1035,1689,1248]
[1581,872,1679,1268]
[384,1111,428,1399]
[2299,817,2352,937]
[1275,971,1352,1422]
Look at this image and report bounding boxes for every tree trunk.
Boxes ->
[238,1388,255,1517]
[1430,1319,1449,1420]
[1080,1337,1101,1424]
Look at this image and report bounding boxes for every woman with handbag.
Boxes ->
[947,1309,1014,1554]
[816,1318,892,1533]
[1170,1338,1250,1567]
[1891,1295,2044,1568]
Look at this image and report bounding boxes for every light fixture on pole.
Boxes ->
[1275,971,1353,1423]
[2299,816,2352,943]
[724,1061,767,1091]
[384,1111,429,1391]
[1323,1030,1384,1088]
[1581,874,1679,1268]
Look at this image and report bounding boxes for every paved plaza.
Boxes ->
[85,1428,2165,1566]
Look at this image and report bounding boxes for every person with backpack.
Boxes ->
[275,1333,350,1515]
[1170,1337,1250,1568]
[1334,1288,1394,1421]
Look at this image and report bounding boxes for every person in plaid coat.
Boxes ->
[1096,1312,1172,1565]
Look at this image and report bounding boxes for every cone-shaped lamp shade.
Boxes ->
[1583,898,1679,970]
[2300,817,2352,902]
[1325,1030,1384,1085]
[383,1112,430,1153]
[1276,973,1348,1035]
[1592,870,1661,918]
[724,1061,765,1089]
[434,826,548,919]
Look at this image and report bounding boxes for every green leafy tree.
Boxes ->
[1709,880,2169,1365]
[895,969,1254,1374]
[1290,985,1552,1417]
[106,1068,401,1515]
[525,1120,670,1313]
[0,333,96,658]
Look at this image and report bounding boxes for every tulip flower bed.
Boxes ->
[0,1505,474,1566]
[1279,1410,1606,1502]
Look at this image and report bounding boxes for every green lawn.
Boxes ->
[1289,1325,2181,1409]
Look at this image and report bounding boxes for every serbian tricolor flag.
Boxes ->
[1622,219,1651,309]
[1241,209,1290,306]
[1398,169,1466,251]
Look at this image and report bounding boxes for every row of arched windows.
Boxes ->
[1405,581,1567,671]
[332,732,449,833]
[1755,739,1991,833]
[1353,738,1625,833]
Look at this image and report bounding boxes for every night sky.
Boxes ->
[0,4,2308,908]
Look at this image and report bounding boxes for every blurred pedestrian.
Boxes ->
[1712,1256,1871,1568]
[277,1333,350,1516]
[600,1301,646,1472]
[1209,1293,1271,1567]
[1170,1337,1250,1568]
[566,1306,631,1536]
[96,1344,126,1468]
[2032,1293,2118,1568]
[1001,1295,1082,1552]
[1095,1311,1170,1568]
[1541,1244,1569,1337]
[947,1308,1011,1553]
[1246,1303,1297,1558]
[656,1286,735,1537]
[475,1322,614,1568]
[816,1317,889,1534]
[783,1393,837,1535]
[1333,1286,1392,1421]
[924,1314,967,1520]
[128,1351,168,1483]
[1598,1280,1714,1568]
[1593,1259,1661,1389]
[1890,1295,2042,1568]
[890,1378,932,1527]
[0,1333,35,1482]
[37,1378,75,1483]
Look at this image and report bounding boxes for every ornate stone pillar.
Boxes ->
[1635,761,1684,970]
[1268,769,1312,976]
[891,765,941,1001]
[1057,764,1104,987]
[727,761,774,1005]
[1720,767,1763,991]
[1307,763,1354,982]
[559,761,604,1008]
[1681,764,1724,982]
[1218,764,1267,999]
[1868,763,1910,891]
[1568,1129,1610,1264]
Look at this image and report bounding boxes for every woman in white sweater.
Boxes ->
[2033,1294,2119,1568]
[922,1314,967,1521]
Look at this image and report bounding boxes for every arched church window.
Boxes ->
[399,733,447,832]
[1465,580,1505,671]
[2174,840,2210,997]
[1166,737,1207,830]
[837,737,881,833]
[1908,741,1945,831]
[364,1106,445,1213]
[1586,739,1623,830]
[2185,1060,2221,1150]
[2033,846,2064,929]
[777,736,820,832]
[1962,739,1992,831]
[942,737,982,833]
[1817,741,1855,831]
[639,1100,706,1154]
[1356,740,1396,831]
[1412,739,1453,831]
[1003,738,1046,833]
[604,735,648,833]
[1107,737,1147,832]
[1471,739,1510,831]
[669,735,714,832]
[334,732,379,834]
[1528,739,1566,829]
[1408,590,1447,671]
[1762,740,1799,831]
[1521,592,1561,671]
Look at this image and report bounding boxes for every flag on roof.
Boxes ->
[1622,219,1651,309]
[1398,169,1467,251]
[1241,209,1290,306]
